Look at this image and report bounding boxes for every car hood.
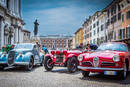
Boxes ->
[82,50,125,58]
[12,49,32,53]
[67,50,82,54]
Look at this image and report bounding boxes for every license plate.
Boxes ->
[104,71,117,75]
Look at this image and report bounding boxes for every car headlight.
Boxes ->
[78,55,83,61]
[2,52,6,57]
[18,52,23,57]
[113,55,120,62]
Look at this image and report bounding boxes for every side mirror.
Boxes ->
[56,50,61,55]
[63,50,67,55]
[51,50,55,55]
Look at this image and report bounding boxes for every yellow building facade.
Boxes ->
[75,28,83,47]
[120,0,130,43]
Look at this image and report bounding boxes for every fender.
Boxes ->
[66,54,78,62]
[0,55,7,61]
[45,54,54,60]
[23,52,34,62]
[67,54,78,58]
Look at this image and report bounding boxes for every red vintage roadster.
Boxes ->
[44,50,82,73]
[78,42,130,80]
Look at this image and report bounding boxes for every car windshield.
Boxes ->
[14,44,33,50]
[97,43,128,52]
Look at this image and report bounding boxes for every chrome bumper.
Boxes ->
[78,66,124,71]
[14,62,29,66]
[0,62,7,64]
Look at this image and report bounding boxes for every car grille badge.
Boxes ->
[93,57,99,67]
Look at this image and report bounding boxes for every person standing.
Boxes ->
[86,43,91,52]
[42,45,49,54]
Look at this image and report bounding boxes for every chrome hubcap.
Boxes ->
[47,59,53,68]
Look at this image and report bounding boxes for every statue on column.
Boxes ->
[31,19,41,44]
[34,19,39,36]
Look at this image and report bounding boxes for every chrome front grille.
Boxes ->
[8,51,16,65]
[56,54,64,63]
[101,62,115,67]
[82,61,92,66]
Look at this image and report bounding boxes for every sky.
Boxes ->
[21,0,113,36]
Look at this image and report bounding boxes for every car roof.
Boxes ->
[14,43,35,46]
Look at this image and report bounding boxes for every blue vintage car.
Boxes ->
[0,43,44,71]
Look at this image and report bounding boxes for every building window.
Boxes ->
[101,25,103,31]
[97,21,99,26]
[122,14,124,22]
[118,12,121,20]
[118,29,125,39]
[114,32,116,40]
[90,40,92,44]
[6,0,10,9]
[121,4,124,8]
[126,11,130,19]
[107,10,109,17]
[107,19,110,26]
[90,26,92,30]
[90,32,92,37]
[126,27,130,38]
[94,30,96,35]
[114,5,116,14]
[97,27,99,33]
[87,34,89,38]
[93,23,96,28]
[93,39,95,44]
[93,17,95,21]
[118,4,120,11]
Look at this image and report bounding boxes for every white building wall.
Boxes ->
[0,0,6,7]
[91,16,98,44]
[98,12,107,44]
[1,19,4,48]
[0,0,25,49]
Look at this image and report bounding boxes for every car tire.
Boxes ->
[67,57,78,73]
[118,62,128,80]
[40,57,44,66]
[44,57,54,71]
[82,71,90,77]
[26,58,34,71]
[0,65,5,70]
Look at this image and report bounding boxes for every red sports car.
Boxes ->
[78,42,130,80]
[44,50,82,73]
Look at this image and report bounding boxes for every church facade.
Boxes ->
[0,0,26,49]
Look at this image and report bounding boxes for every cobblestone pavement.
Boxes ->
[0,66,130,87]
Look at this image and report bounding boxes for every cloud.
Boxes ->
[23,6,90,35]
[22,0,113,36]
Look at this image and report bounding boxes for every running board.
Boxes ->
[4,66,15,70]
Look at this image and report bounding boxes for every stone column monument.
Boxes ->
[34,19,39,36]
[31,19,41,43]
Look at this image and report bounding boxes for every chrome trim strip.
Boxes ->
[14,62,29,65]
[0,62,7,64]
[78,66,124,71]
